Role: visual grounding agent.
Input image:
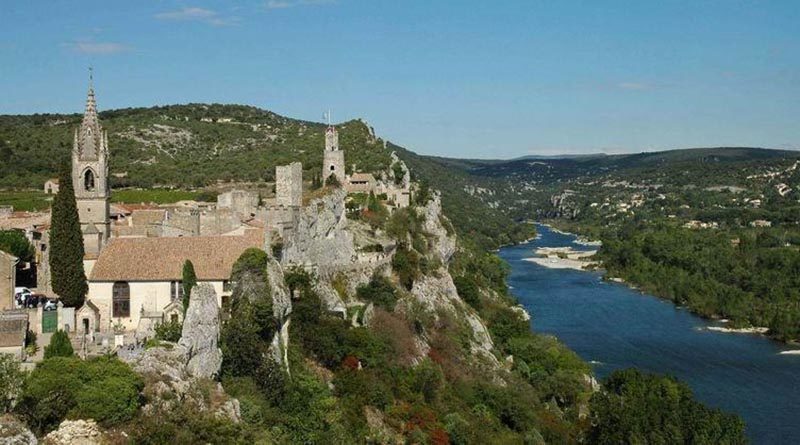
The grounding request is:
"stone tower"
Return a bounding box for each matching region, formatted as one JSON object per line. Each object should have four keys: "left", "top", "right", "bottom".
{"left": 276, "top": 162, "right": 302, "bottom": 207}
{"left": 322, "top": 124, "right": 345, "bottom": 185}
{"left": 72, "top": 73, "right": 110, "bottom": 256}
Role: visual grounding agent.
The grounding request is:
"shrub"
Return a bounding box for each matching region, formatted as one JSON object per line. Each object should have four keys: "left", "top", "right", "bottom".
{"left": 43, "top": 330, "right": 73, "bottom": 359}
{"left": 392, "top": 245, "right": 421, "bottom": 290}
{"left": 453, "top": 275, "right": 481, "bottom": 310}
{"left": 356, "top": 275, "right": 398, "bottom": 310}
{"left": 0, "top": 354, "right": 23, "bottom": 412}
{"left": 16, "top": 356, "right": 143, "bottom": 434}
{"left": 220, "top": 301, "right": 264, "bottom": 378}
{"left": 155, "top": 319, "right": 182, "bottom": 342}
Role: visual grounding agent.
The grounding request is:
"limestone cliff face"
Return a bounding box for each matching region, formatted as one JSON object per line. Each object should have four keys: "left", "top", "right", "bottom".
{"left": 420, "top": 192, "right": 456, "bottom": 263}
{"left": 281, "top": 188, "right": 390, "bottom": 311}
{"left": 407, "top": 193, "right": 499, "bottom": 368}
{"left": 282, "top": 188, "right": 355, "bottom": 270}
{"left": 265, "top": 257, "right": 291, "bottom": 370}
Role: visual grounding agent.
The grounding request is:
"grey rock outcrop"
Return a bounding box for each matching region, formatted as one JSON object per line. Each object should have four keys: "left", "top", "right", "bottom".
{"left": 282, "top": 188, "right": 356, "bottom": 269}
{"left": 420, "top": 192, "right": 456, "bottom": 263}
{"left": 266, "top": 257, "right": 291, "bottom": 319}
{"left": 123, "top": 346, "right": 240, "bottom": 422}
{"left": 42, "top": 420, "right": 103, "bottom": 445}
{"left": 265, "top": 257, "right": 292, "bottom": 371}
{"left": 179, "top": 283, "right": 222, "bottom": 379}
{"left": 0, "top": 415, "right": 37, "bottom": 445}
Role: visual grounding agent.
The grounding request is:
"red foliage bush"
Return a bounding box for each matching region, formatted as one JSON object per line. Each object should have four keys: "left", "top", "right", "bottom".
{"left": 342, "top": 355, "right": 360, "bottom": 370}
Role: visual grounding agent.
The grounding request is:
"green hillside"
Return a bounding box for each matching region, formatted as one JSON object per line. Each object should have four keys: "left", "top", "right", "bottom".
{"left": 0, "top": 104, "right": 391, "bottom": 189}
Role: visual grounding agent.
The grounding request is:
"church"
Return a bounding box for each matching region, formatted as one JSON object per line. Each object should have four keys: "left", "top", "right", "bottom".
{"left": 70, "top": 79, "right": 264, "bottom": 336}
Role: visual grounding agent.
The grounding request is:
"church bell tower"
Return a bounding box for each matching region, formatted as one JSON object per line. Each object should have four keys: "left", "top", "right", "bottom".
{"left": 72, "top": 69, "right": 110, "bottom": 256}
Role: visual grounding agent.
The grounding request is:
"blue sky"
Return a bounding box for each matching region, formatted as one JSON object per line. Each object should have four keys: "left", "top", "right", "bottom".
{"left": 1, "top": 1, "right": 798, "bottom": 158}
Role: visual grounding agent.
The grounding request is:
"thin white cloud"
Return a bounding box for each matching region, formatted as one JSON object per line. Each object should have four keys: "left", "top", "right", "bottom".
{"left": 266, "top": 0, "right": 336, "bottom": 10}
{"left": 65, "top": 42, "right": 131, "bottom": 55}
{"left": 155, "top": 7, "right": 239, "bottom": 26}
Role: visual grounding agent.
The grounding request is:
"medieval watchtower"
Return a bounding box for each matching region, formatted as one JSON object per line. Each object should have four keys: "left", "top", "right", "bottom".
{"left": 322, "top": 111, "right": 345, "bottom": 185}
{"left": 72, "top": 71, "right": 110, "bottom": 256}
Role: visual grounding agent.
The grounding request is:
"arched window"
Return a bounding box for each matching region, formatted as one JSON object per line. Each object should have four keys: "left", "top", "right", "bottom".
{"left": 112, "top": 281, "right": 130, "bottom": 318}
{"left": 84, "top": 169, "right": 95, "bottom": 191}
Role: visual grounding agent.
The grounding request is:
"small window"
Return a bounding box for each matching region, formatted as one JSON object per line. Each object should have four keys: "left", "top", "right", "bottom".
{"left": 330, "top": 165, "right": 335, "bottom": 171}
{"left": 223, "top": 280, "right": 231, "bottom": 292}
{"left": 170, "top": 281, "right": 183, "bottom": 301}
{"left": 84, "top": 169, "right": 95, "bottom": 191}
{"left": 112, "top": 281, "right": 130, "bottom": 318}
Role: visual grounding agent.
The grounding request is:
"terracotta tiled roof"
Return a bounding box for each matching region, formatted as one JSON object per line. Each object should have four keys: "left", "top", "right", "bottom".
{"left": 90, "top": 230, "right": 264, "bottom": 282}
{"left": 350, "top": 173, "right": 376, "bottom": 183}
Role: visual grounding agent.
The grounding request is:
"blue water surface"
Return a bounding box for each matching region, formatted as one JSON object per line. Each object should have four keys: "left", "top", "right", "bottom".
{"left": 500, "top": 225, "right": 800, "bottom": 445}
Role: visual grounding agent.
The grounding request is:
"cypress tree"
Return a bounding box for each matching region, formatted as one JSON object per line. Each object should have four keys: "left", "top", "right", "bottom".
{"left": 182, "top": 260, "right": 197, "bottom": 312}
{"left": 49, "top": 165, "right": 87, "bottom": 307}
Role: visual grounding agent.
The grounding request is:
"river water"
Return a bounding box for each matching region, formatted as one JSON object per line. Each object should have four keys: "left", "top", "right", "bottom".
{"left": 500, "top": 225, "right": 800, "bottom": 444}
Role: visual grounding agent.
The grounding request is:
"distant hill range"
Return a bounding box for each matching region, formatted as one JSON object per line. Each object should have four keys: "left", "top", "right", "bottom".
{"left": 2, "top": 102, "right": 795, "bottom": 189}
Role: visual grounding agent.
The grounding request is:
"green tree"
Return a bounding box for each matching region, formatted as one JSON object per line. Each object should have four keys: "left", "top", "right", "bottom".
{"left": 181, "top": 260, "right": 197, "bottom": 312}
{"left": 0, "top": 230, "right": 34, "bottom": 262}
{"left": 49, "top": 165, "right": 87, "bottom": 307}
{"left": 43, "top": 330, "right": 74, "bottom": 359}
{"left": 589, "top": 369, "right": 747, "bottom": 445}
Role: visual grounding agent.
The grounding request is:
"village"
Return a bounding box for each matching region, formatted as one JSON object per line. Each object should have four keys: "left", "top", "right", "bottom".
{"left": 0, "top": 80, "right": 412, "bottom": 366}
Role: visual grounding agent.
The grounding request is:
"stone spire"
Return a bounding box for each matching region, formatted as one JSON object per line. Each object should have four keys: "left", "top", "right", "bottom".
{"left": 82, "top": 67, "right": 99, "bottom": 130}
{"left": 75, "top": 68, "right": 105, "bottom": 162}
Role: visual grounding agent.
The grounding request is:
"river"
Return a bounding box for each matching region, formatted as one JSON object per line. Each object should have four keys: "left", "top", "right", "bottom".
{"left": 500, "top": 225, "right": 800, "bottom": 444}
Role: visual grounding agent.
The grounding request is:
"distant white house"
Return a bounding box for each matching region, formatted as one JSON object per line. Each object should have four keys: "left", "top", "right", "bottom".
{"left": 43, "top": 178, "right": 59, "bottom": 195}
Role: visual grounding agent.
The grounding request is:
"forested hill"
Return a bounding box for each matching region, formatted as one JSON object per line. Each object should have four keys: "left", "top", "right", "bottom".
{"left": 0, "top": 104, "right": 392, "bottom": 189}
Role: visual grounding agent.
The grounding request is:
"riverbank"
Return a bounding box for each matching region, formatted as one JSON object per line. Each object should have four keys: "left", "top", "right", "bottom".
{"left": 706, "top": 326, "right": 770, "bottom": 335}
{"left": 501, "top": 228, "right": 800, "bottom": 444}
{"left": 523, "top": 246, "right": 598, "bottom": 270}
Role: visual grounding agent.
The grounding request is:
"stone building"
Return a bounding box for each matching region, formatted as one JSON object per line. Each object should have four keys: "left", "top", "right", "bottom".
{"left": 43, "top": 178, "right": 59, "bottom": 194}
{"left": 322, "top": 125, "right": 345, "bottom": 184}
{"left": 84, "top": 229, "right": 263, "bottom": 333}
{"left": 0, "top": 251, "right": 17, "bottom": 310}
{"left": 346, "top": 172, "right": 376, "bottom": 194}
{"left": 276, "top": 162, "right": 302, "bottom": 207}
{"left": 0, "top": 311, "right": 28, "bottom": 359}
{"left": 72, "top": 76, "right": 110, "bottom": 257}
{"left": 264, "top": 163, "right": 304, "bottom": 241}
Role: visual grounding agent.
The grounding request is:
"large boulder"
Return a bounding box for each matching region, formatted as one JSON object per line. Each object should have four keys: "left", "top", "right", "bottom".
{"left": 179, "top": 283, "right": 222, "bottom": 379}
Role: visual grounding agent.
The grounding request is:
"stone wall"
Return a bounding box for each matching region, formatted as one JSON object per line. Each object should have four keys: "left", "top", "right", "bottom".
{"left": 275, "top": 162, "right": 302, "bottom": 207}
{"left": 217, "top": 190, "right": 259, "bottom": 217}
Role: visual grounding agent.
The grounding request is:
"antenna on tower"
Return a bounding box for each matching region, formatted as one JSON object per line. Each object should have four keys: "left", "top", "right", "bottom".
{"left": 324, "top": 109, "right": 332, "bottom": 127}
{"left": 89, "top": 66, "right": 94, "bottom": 88}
